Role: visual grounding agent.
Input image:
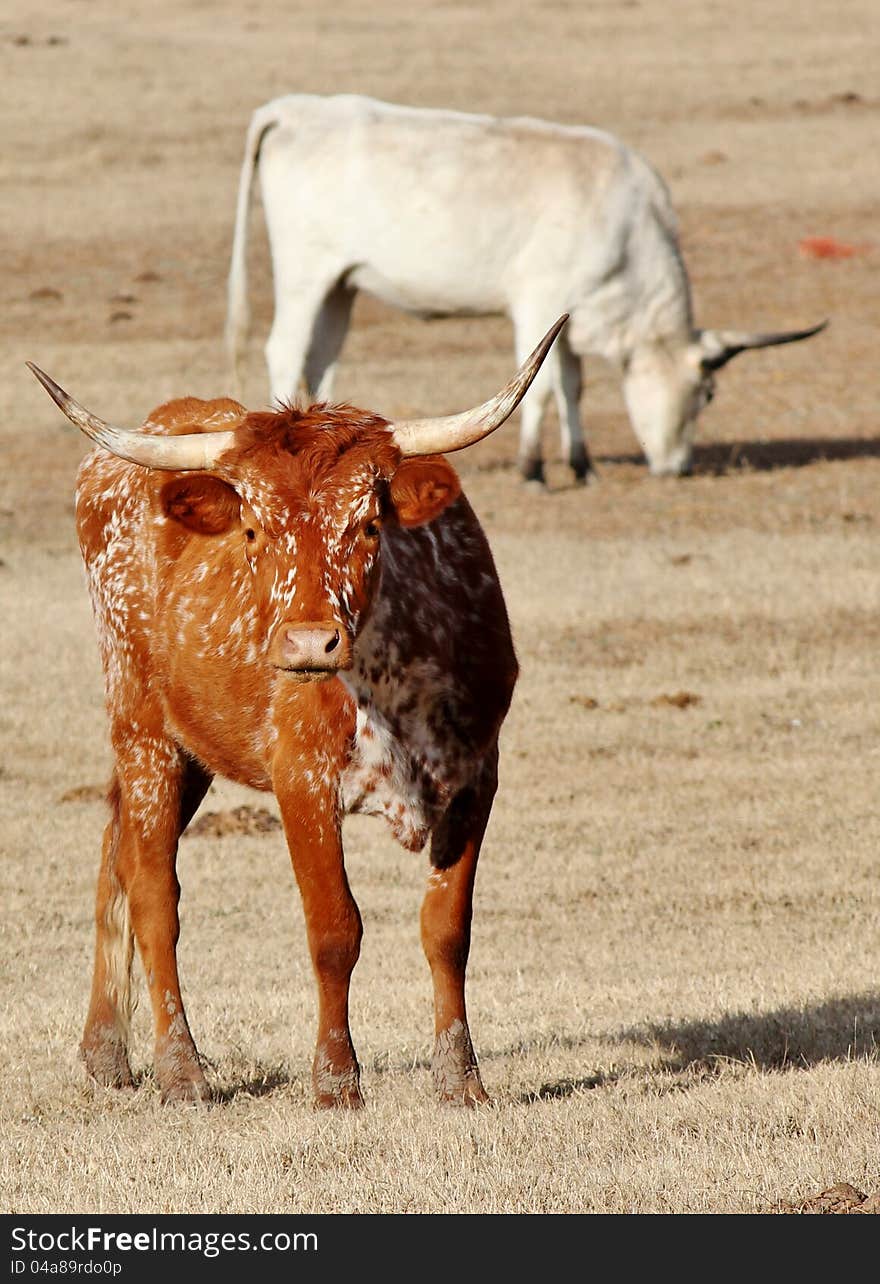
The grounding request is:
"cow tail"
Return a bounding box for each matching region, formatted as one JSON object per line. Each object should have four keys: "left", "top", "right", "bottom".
{"left": 101, "top": 773, "right": 135, "bottom": 1039}
{"left": 225, "top": 105, "right": 278, "bottom": 398}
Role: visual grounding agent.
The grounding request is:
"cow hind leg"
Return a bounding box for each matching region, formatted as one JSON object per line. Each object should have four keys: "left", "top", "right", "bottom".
{"left": 265, "top": 274, "right": 342, "bottom": 407}
{"left": 81, "top": 753, "right": 212, "bottom": 1102}
{"left": 421, "top": 752, "right": 498, "bottom": 1106}
{"left": 303, "top": 280, "right": 356, "bottom": 402}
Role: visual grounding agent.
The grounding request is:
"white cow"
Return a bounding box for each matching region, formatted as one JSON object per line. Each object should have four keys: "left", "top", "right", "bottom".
{"left": 226, "top": 94, "right": 826, "bottom": 483}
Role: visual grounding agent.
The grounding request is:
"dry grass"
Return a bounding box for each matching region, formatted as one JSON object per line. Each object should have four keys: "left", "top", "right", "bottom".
{"left": 1, "top": 0, "right": 879, "bottom": 1215}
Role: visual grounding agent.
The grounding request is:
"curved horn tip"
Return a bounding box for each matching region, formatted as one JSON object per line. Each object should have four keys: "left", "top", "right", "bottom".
{"left": 536, "top": 313, "right": 569, "bottom": 354}
{"left": 26, "top": 362, "right": 238, "bottom": 471}
{"left": 517, "top": 314, "right": 570, "bottom": 375}
{"left": 783, "top": 318, "right": 829, "bottom": 342}
{"left": 26, "top": 361, "right": 65, "bottom": 401}
{"left": 388, "top": 314, "right": 570, "bottom": 459}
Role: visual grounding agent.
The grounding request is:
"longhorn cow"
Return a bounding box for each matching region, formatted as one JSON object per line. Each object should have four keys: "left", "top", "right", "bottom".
{"left": 226, "top": 93, "right": 826, "bottom": 483}
{"left": 28, "top": 315, "right": 566, "bottom": 1106}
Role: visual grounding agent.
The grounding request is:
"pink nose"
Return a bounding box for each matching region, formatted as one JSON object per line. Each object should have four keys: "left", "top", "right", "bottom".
{"left": 268, "top": 619, "right": 352, "bottom": 672}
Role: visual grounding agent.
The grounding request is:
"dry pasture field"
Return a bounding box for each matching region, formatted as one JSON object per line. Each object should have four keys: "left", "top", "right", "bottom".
{"left": 1, "top": 1, "right": 879, "bottom": 1215}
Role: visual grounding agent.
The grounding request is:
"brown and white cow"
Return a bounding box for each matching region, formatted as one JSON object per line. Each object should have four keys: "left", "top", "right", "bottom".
{"left": 29, "top": 316, "right": 565, "bottom": 1108}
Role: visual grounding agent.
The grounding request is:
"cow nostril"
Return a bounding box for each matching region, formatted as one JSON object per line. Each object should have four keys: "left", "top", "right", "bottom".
{"left": 325, "top": 630, "right": 340, "bottom": 654}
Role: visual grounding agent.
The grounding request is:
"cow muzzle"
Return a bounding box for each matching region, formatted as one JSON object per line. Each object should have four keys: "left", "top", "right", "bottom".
{"left": 268, "top": 619, "right": 352, "bottom": 680}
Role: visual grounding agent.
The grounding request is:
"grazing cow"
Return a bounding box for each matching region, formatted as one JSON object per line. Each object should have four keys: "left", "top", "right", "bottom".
{"left": 226, "top": 93, "right": 826, "bottom": 485}
{"left": 28, "top": 316, "right": 565, "bottom": 1107}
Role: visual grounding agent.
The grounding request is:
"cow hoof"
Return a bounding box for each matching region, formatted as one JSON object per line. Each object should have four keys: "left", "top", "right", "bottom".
{"left": 159, "top": 1072, "right": 212, "bottom": 1105}
{"left": 80, "top": 1031, "right": 135, "bottom": 1090}
{"left": 438, "top": 1077, "right": 491, "bottom": 1108}
{"left": 519, "top": 459, "right": 546, "bottom": 487}
{"left": 312, "top": 1059, "right": 363, "bottom": 1109}
{"left": 312, "top": 1040, "right": 362, "bottom": 1107}
{"left": 432, "top": 1024, "right": 489, "bottom": 1104}
{"left": 314, "top": 1085, "right": 365, "bottom": 1110}
{"left": 155, "top": 1033, "right": 210, "bottom": 1104}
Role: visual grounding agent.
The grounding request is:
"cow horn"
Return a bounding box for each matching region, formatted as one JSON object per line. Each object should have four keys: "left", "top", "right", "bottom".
{"left": 388, "top": 315, "right": 569, "bottom": 457}
{"left": 26, "top": 363, "right": 238, "bottom": 471}
{"left": 698, "top": 319, "right": 828, "bottom": 372}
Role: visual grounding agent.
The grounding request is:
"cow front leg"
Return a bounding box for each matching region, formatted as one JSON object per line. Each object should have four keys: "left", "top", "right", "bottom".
{"left": 515, "top": 381, "right": 551, "bottom": 486}
{"left": 553, "top": 331, "right": 592, "bottom": 483}
{"left": 82, "top": 743, "right": 212, "bottom": 1103}
{"left": 511, "top": 306, "right": 562, "bottom": 485}
{"left": 275, "top": 769, "right": 363, "bottom": 1108}
{"left": 421, "top": 754, "right": 498, "bottom": 1106}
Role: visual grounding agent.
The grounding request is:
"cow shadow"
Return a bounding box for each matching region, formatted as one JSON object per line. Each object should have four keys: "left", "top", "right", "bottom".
{"left": 598, "top": 434, "right": 880, "bottom": 477}
{"left": 210, "top": 1063, "right": 295, "bottom": 1104}
{"left": 622, "top": 990, "right": 880, "bottom": 1067}
{"left": 513, "top": 990, "right": 880, "bottom": 1104}
{"left": 82, "top": 1063, "right": 297, "bottom": 1104}
{"left": 196, "top": 991, "right": 879, "bottom": 1105}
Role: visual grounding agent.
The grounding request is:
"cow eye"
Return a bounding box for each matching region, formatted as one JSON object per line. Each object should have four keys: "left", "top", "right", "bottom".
{"left": 364, "top": 518, "right": 381, "bottom": 540}
{"left": 245, "top": 528, "right": 257, "bottom": 543}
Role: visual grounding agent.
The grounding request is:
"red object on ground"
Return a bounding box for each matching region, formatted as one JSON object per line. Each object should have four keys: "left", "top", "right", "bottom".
{"left": 798, "top": 236, "right": 869, "bottom": 259}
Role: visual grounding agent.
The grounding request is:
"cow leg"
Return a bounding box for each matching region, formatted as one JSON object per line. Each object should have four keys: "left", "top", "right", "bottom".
{"left": 265, "top": 276, "right": 338, "bottom": 406}
{"left": 553, "top": 331, "right": 592, "bottom": 482}
{"left": 81, "top": 743, "right": 212, "bottom": 1103}
{"left": 421, "top": 752, "right": 498, "bottom": 1106}
{"left": 303, "top": 280, "right": 356, "bottom": 401}
{"left": 275, "top": 771, "right": 364, "bottom": 1109}
{"left": 511, "top": 308, "right": 557, "bottom": 485}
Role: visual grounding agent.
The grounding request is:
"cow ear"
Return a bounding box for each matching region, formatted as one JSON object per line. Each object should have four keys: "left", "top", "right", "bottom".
{"left": 160, "top": 475, "right": 241, "bottom": 535}
{"left": 389, "top": 457, "right": 462, "bottom": 528}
